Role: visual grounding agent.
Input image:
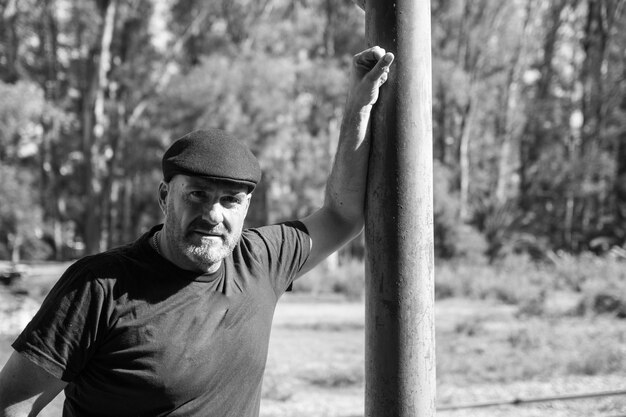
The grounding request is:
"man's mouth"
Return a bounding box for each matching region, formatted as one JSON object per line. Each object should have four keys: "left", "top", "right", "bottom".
{"left": 191, "top": 230, "right": 224, "bottom": 239}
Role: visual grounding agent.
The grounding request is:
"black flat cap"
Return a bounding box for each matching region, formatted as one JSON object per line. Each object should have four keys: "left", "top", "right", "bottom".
{"left": 162, "top": 129, "right": 261, "bottom": 191}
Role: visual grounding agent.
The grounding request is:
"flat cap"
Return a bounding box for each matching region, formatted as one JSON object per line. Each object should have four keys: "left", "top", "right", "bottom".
{"left": 162, "top": 129, "right": 261, "bottom": 191}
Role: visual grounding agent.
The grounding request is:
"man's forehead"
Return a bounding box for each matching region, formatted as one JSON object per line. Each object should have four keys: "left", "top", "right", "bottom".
{"left": 177, "top": 175, "right": 249, "bottom": 194}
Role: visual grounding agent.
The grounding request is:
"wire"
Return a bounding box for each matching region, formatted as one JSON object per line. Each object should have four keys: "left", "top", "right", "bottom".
{"left": 437, "top": 389, "right": 626, "bottom": 411}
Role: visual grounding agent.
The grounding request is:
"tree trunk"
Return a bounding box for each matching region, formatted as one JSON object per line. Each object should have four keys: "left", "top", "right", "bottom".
{"left": 121, "top": 177, "right": 133, "bottom": 243}
{"left": 9, "top": 233, "right": 22, "bottom": 264}
{"left": 323, "top": 0, "right": 335, "bottom": 58}
{"left": 578, "top": 0, "right": 612, "bottom": 246}
{"left": 106, "top": 177, "right": 120, "bottom": 248}
{"left": 519, "top": 0, "right": 567, "bottom": 207}
{"left": 38, "top": 0, "right": 64, "bottom": 260}
{"left": 459, "top": 101, "right": 473, "bottom": 221}
{"left": 495, "top": 1, "right": 532, "bottom": 204}
{"left": 580, "top": 0, "right": 608, "bottom": 155}
{"left": 53, "top": 217, "right": 63, "bottom": 260}
{"left": 616, "top": 132, "right": 626, "bottom": 239}
{"left": 83, "top": 0, "right": 118, "bottom": 255}
{"left": 434, "top": 83, "right": 447, "bottom": 164}
{"left": 1, "top": 0, "right": 20, "bottom": 83}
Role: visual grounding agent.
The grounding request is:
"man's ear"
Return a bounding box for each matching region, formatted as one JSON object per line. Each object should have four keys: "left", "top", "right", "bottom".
{"left": 158, "top": 181, "right": 168, "bottom": 214}
{"left": 242, "top": 193, "right": 252, "bottom": 216}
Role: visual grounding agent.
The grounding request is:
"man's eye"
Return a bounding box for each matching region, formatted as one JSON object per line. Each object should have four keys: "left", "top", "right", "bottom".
{"left": 189, "top": 191, "right": 207, "bottom": 199}
{"left": 221, "top": 196, "right": 241, "bottom": 206}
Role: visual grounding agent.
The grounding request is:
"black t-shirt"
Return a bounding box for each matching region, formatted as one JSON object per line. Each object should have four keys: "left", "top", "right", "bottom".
{"left": 13, "top": 222, "right": 311, "bottom": 417}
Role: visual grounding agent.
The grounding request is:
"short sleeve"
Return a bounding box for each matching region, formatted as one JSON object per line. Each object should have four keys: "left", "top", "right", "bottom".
{"left": 243, "top": 221, "right": 311, "bottom": 296}
{"left": 12, "top": 260, "right": 110, "bottom": 382}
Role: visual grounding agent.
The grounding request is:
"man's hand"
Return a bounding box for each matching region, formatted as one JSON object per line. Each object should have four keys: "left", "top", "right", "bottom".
{"left": 346, "top": 46, "right": 395, "bottom": 110}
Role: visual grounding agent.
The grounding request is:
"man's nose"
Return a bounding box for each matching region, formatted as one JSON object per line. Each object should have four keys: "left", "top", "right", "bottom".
{"left": 203, "top": 202, "right": 224, "bottom": 224}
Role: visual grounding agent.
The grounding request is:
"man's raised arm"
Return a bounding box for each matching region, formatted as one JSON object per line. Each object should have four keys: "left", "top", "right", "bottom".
{"left": 300, "top": 46, "right": 394, "bottom": 274}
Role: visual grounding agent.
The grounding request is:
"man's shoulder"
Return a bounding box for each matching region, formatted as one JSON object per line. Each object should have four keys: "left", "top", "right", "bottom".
{"left": 242, "top": 220, "right": 309, "bottom": 240}
{"left": 64, "top": 238, "right": 146, "bottom": 282}
{"left": 235, "top": 221, "right": 311, "bottom": 295}
{"left": 237, "top": 220, "right": 310, "bottom": 261}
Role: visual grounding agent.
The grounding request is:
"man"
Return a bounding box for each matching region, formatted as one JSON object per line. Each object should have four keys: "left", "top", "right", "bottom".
{"left": 0, "top": 46, "right": 394, "bottom": 417}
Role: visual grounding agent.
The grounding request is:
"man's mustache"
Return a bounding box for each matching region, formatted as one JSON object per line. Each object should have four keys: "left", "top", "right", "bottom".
{"left": 188, "top": 220, "right": 226, "bottom": 235}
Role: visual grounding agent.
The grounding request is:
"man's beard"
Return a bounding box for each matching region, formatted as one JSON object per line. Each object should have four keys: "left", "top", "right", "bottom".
{"left": 165, "top": 216, "right": 241, "bottom": 272}
{"left": 184, "top": 231, "right": 240, "bottom": 270}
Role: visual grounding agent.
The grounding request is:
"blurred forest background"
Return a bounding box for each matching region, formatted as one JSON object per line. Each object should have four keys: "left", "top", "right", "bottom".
{"left": 0, "top": 0, "right": 625, "bottom": 265}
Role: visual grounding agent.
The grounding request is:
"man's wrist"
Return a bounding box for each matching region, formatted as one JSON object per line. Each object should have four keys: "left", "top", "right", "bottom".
{"left": 344, "top": 103, "right": 372, "bottom": 120}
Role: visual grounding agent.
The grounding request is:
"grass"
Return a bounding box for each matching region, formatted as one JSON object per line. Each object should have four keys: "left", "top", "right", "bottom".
{"left": 268, "top": 253, "right": 626, "bottom": 416}
{"left": 292, "top": 258, "right": 365, "bottom": 300}
{"left": 293, "top": 252, "right": 626, "bottom": 323}
{"left": 2, "top": 258, "right": 626, "bottom": 416}
{"left": 264, "top": 298, "right": 626, "bottom": 417}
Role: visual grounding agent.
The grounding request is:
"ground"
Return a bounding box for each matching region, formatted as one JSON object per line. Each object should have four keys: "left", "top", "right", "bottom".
{"left": 0, "top": 264, "right": 625, "bottom": 416}
{"left": 262, "top": 297, "right": 626, "bottom": 417}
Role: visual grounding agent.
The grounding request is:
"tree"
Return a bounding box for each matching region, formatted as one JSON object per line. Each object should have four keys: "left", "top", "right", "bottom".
{"left": 0, "top": 81, "right": 47, "bottom": 260}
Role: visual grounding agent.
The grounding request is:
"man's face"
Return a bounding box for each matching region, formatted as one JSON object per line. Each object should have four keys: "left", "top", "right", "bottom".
{"left": 160, "top": 175, "right": 251, "bottom": 272}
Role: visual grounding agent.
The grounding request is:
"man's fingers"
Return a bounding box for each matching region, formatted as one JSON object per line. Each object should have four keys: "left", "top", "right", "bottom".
{"left": 353, "top": 46, "right": 386, "bottom": 69}
{"left": 365, "top": 52, "right": 394, "bottom": 82}
{"left": 354, "top": 47, "right": 394, "bottom": 79}
{"left": 347, "top": 47, "right": 394, "bottom": 107}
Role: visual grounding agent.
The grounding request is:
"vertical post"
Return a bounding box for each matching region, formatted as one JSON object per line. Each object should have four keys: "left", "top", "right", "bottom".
{"left": 364, "top": 0, "right": 435, "bottom": 416}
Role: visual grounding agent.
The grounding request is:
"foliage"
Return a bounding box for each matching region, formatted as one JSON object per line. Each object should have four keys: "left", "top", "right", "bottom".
{"left": 0, "top": 0, "right": 625, "bottom": 260}
{"left": 568, "top": 255, "right": 626, "bottom": 318}
{"left": 576, "top": 281, "right": 626, "bottom": 318}
{"left": 436, "top": 251, "right": 626, "bottom": 321}
{"left": 0, "top": 81, "right": 45, "bottom": 159}
{"left": 548, "top": 250, "right": 626, "bottom": 291}
{"left": 433, "top": 160, "right": 462, "bottom": 258}
{"left": 566, "top": 341, "right": 626, "bottom": 376}
{"left": 435, "top": 255, "right": 548, "bottom": 307}
{"left": 292, "top": 258, "right": 365, "bottom": 300}
{"left": 302, "top": 365, "right": 363, "bottom": 388}
{"left": 0, "top": 166, "right": 47, "bottom": 260}
{"left": 0, "top": 81, "right": 50, "bottom": 260}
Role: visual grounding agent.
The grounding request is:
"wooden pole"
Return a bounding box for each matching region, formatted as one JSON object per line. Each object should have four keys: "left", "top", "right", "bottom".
{"left": 364, "top": 0, "right": 435, "bottom": 416}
